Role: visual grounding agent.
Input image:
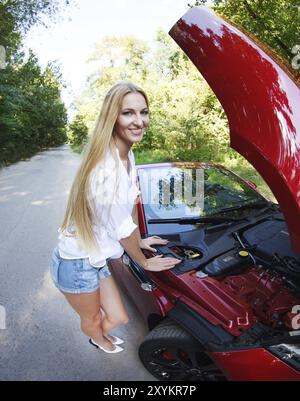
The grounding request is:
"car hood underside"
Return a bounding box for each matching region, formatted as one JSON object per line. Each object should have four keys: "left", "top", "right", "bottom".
{"left": 169, "top": 6, "right": 300, "bottom": 252}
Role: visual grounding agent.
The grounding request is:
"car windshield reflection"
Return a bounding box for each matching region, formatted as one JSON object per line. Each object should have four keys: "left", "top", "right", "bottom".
{"left": 138, "top": 165, "right": 267, "bottom": 224}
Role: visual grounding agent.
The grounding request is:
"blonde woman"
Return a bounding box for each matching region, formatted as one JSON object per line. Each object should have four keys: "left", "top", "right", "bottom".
{"left": 50, "top": 82, "right": 181, "bottom": 353}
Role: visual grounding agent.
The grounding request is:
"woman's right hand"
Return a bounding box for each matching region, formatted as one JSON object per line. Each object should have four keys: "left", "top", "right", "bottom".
{"left": 143, "top": 254, "right": 181, "bottom": 272}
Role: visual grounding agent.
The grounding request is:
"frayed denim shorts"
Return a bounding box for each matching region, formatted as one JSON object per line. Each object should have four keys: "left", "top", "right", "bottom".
{"left": 50, "top": 246, "right": 112, "bottom": 294}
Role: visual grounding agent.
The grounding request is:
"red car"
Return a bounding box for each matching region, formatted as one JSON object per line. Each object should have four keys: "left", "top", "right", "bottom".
{"left": 109, "top": 6, "right": 300, "bottom": 381}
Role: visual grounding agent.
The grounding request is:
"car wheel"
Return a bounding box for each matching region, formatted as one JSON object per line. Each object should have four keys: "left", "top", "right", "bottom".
{"left": 138, "top": 318, "right": 226, "bottom": 381}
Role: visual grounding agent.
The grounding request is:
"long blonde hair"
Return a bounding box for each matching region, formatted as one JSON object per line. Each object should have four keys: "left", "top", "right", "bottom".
{"left": 60, "top": 81, "right": 149, "bottom": 253}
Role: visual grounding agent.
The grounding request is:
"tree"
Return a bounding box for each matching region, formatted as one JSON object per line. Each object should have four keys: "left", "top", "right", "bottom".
{"left": 74, "top": 32, "right": 230, "bottom": 162}
{"left": 0, "top": 0, "right": 71, "bottom": 57}
{"left": 68, "top": 114, "right": 89, "bottom": 148}
{"left": 0, "top": 0, "right": 70, "bottom": 166}
{"left": 0, "top": 50, "right": 67, "bottom": 164}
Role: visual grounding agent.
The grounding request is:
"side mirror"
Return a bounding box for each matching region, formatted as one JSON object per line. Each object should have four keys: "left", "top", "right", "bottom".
{"left": 245, "top": 179, "right": 257, "bottom": 189}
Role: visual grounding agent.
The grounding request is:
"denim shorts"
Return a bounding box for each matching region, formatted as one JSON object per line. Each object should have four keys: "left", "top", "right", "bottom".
{"left": 50, "top": 247, "right": 112, "bottom": 294}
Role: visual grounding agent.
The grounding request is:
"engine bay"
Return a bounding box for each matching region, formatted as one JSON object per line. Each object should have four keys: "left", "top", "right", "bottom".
{"left": 152, "top": 213, "right": 300, "bottom": 335}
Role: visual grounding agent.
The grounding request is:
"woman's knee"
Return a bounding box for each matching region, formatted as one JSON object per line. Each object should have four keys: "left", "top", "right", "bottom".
{"left": 106, "top": 313, "right": 129, "bottom": 326}
{"left": 80, "top": 311, "right": 101, "bottom": 327}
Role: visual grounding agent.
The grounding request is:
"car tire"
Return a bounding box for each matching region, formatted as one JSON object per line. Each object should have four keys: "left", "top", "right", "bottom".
{"left": 138, "top": 318, "right": 226, "bottom": 381}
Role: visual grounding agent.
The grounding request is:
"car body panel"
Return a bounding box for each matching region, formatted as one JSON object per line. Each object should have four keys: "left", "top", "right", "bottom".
{"left": 108, "top": 162, "right": 300, "bottom": 381}
{"left": 108, "top": 256, "right": 169, "bottom": 323}
{"left": 211, "top": 348, "right": 300, "bottom": 381}
{"left": 169, "top": 6, "right": 300, "bottom": 252}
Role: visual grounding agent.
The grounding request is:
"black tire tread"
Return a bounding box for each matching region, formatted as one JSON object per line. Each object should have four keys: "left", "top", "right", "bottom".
{"left": 142, "top": 317, "right": 198, "bottom": 345}
{"left": 138, "top": 317, "right": 226, "bottom": 381}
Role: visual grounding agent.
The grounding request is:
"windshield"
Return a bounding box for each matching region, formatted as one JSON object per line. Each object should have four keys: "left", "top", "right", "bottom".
{"left": 138, "top": 165, "right": 267, "bottom": 231}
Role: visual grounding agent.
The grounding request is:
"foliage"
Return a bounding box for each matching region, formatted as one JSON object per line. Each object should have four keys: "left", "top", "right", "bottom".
{"left": 68, "top": 114, "right": 89, "bottom": 148}
{"left": 0, "top": 0, "right": 70, "bottom": 167}
{"left": 0, "top": 0, "right": 70, "bottom": 57}
{"left": 0, "top": 51, "right": 68, "bottom": 165}
{"left": 75, "top": 31, "right": 231, "bottom": 164}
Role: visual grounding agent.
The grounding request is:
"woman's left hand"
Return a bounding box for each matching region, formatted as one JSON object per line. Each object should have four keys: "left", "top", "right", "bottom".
{"left": 139, "top": 236, "right": 168, "bottom": 252}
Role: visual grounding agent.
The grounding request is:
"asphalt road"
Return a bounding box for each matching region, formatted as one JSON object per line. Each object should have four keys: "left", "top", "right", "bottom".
{"left": 0, "top": 144, "right": 155, "bottom": 381}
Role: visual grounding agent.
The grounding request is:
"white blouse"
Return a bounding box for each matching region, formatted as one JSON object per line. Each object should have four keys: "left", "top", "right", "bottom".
{"left": 57, "top": 146, "right": 141, "bottom": 267}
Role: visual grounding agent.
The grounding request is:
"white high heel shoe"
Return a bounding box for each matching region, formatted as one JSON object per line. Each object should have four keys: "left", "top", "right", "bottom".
{"left": 106, "top": 335, "right": 125, "bottom": 345}
{"left": 89, "top": 338, "right": 124, "bottom": 354}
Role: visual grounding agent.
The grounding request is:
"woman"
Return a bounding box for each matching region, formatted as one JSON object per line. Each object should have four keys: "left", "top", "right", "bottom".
{"left": 50, "top": 81, "right": 181, "bottom": 354}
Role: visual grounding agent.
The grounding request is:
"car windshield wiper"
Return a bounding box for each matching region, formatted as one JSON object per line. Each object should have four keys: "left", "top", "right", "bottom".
{"left": 147, "top": 201, "right": 272, "bottom": 225}
{"left": 210, "top": 200, "right": 270, "bottom": 215}
{"left": 249, "top": 201, "right": 280, "bottom": 219}
{"left": 148, "top": 216, "right": 244, "bottom": 225}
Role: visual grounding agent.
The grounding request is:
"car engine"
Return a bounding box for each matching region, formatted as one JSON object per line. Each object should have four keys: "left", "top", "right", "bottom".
{"left": 153, "top": 214, "right": 300, "bottom": 335}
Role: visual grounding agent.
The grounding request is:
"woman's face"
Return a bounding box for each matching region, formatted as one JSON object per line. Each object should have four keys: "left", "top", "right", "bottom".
{"left": 114, "top": 92, "right": 149, "bottom": 145}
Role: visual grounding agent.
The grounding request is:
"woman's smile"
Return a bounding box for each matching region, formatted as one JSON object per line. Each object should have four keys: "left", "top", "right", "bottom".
{"left": 114, "top": 92, "right": 149, "bottom": 145}
{"left": 128, "top": 128, "right": 144, "bottom": 136}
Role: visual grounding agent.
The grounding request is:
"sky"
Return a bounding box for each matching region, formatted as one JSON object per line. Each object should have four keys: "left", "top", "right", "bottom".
{"left": 22, "top": 0, "right": 193, "bottom": 117}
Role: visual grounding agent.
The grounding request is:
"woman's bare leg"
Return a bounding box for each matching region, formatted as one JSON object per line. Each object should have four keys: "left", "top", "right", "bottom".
{"left": 62, "top": 289, "right": 115, "bottom": 351}
{"left": 99, "top": 275, "right": 129, "bottom": 340}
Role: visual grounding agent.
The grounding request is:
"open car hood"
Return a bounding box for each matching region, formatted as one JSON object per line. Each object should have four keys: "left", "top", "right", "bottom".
{"left": 169, "top": 6, "right": 300, "bottom": 252}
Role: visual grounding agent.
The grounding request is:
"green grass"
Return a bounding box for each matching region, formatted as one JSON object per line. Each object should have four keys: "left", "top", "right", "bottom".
{"left": 134, "top": 149, "right": 172, "bottom": 164}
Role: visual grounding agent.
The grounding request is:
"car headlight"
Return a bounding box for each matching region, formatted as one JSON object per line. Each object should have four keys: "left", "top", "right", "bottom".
{"left": 268, "top": 343, "right": 300, "bottom": 371}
